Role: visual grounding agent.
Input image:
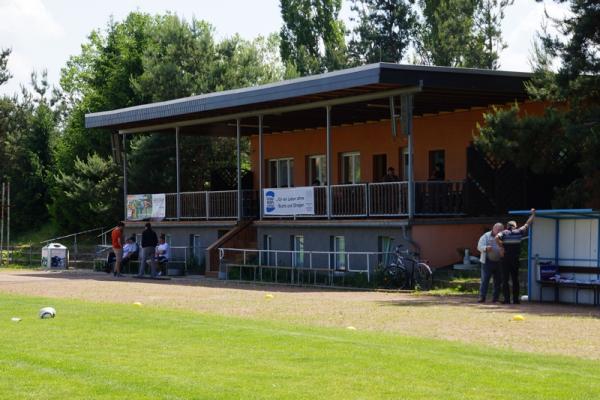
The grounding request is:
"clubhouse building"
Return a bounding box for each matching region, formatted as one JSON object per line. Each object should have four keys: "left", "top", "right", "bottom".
{"left": 85, "top": 63, "right": 547, "bottom": 278}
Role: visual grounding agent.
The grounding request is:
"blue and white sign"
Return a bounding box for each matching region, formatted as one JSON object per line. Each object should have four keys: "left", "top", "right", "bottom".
{"left": 263, "top": 187, "right": 315, "bottom": 216}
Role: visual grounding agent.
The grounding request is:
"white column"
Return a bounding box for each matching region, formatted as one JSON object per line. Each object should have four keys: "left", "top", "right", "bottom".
{"left": 401, "top": 94, "right": 415, "bottom": 219}
{"left": 326, "top": 106, "right": 332, "bottom": 220}
{"left": 236, "top": 119, "right": 242, "bottom": 222}
{"left": 122, "top": 134, "right": 128, "bottom": 221}
{"left": 175, "top": 126, "right": 181, "bottom": 220}
{"left": 258, "top": 115, "right": 264, "bottom": 220}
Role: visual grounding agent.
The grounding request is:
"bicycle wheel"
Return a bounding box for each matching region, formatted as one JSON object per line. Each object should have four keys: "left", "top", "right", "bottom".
{"left": 413, "top": 262, "right": 433, "bottom": 291}
{"left": 383, "top": 265, "right": 407, "bottom": 289}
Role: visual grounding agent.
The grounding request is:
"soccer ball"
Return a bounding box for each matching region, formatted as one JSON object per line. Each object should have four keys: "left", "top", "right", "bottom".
{"left": 39, "top": 307, "right": 56, "bottom": 319}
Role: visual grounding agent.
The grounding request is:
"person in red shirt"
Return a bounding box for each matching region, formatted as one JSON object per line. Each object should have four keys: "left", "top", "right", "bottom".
{"left": 111, "top": 222, "right": 125, "bottom": 277}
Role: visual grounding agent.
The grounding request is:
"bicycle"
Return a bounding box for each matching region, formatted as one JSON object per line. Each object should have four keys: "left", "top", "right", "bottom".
{"left": 382, "top": 245, "right": 433, "bottom": 290}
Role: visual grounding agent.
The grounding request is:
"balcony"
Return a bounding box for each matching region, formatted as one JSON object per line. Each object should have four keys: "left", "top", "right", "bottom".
{"left": 160, "top": 180, "right": 465, "bottom": 220}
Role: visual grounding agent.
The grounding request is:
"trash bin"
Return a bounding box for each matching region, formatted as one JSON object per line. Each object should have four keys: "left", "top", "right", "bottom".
{"left": 41, "top": 243, "right": 69, "bottom": 269}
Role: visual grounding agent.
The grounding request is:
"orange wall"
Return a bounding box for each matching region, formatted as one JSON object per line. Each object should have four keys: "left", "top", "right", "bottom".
{"left": 412, "top": 223, "right": 490, "bottom": 267}
{"left": 250, "top": 101, "right": 547, "bottom": 188}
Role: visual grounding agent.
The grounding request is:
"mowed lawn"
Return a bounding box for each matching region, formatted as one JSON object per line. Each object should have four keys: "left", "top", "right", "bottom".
{"left": 0, "top": 293, "right": 598, "bottom": 400}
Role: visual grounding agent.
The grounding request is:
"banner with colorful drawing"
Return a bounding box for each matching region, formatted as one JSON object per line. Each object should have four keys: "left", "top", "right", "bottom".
{"left": 126, "top": 194, "right": 166, "bottom": 221}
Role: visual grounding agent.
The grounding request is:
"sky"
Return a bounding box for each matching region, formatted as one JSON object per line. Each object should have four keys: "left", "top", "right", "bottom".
{"left": 0, "top": 0, "right": 571, "bottom": 96}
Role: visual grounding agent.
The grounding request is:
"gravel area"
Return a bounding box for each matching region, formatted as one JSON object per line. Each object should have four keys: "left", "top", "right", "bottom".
{"left": 2, "top": 269, "right": 600, "bottom": 359}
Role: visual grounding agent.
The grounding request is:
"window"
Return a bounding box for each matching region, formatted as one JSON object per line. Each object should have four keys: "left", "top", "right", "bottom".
{"left": 428, "top": 150, "right": 445, "bottom": 181}
{"left": 373, "top": 154, "right": 387, "bottom": 182}
{"left": 262, "top": 235, "right": 273, "bottom": 266}
{"left": 307, "top": 155, "right": 326, "bottom": 186}
{"left": 378, "top": 236, "right": 394, "bottom": 266}
{"left": 291, "top": 235, "right": 304, "bottom": 268}
{"left": 192, "top": 235, "right": 202, "bottom": 258}
{"left": 399, "top": 147, "right": 409, "bottom": 181}
{"left": 269, "top": 158, "right": 294, "bottom": 187}
{"left": 330, "top": 235, "right": 347, "bottom": 270}
{"left": 341, "top": 152, "right": 361, "bottom": 184}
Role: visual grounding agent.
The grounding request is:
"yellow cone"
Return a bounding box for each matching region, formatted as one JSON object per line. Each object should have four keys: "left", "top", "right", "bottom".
{"left": 133, "top": 302, "right": 143, "bottom": 307}
{"left": 264, "top": 294, "right": 274, "bottom": 300}
{"left": 512, "top": 314, "right": 525, "bottom": 321}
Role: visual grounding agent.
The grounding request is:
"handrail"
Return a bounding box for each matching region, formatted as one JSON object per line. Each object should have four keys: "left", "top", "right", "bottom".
{"left": 41, "top": 227, "right": 105, "bottom": 244}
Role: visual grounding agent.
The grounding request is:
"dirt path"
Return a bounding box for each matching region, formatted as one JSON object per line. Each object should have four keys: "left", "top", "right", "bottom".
{"left": 2, "top": 269, "right": 600, "bottom": 360}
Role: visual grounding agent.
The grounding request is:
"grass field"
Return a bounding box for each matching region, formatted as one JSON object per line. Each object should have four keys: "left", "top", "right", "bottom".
{"left": 1, "top": 292, "right": 599, "bottom": 399}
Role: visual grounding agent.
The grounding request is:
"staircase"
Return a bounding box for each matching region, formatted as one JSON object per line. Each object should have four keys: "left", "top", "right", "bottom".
{"left": 205, "top": 220, "right": 257, "bottom": 278}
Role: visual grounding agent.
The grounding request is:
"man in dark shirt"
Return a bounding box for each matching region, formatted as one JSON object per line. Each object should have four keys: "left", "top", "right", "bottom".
{"left": 138, "top": 222, "right": 158, "bottom": 277}
{"left": 382, "top": 167, "right": 400, "bottom": 182}
{"left": 496, "top": 209, "right": 535, "bottom": 304}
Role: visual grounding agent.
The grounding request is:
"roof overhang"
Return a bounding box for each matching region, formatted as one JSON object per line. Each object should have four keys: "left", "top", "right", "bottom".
{"left": 509, "top": 209, "right": 600, "bottom": 219}
{"left": 85, "top": 62, "right": 532, "bottom": 136}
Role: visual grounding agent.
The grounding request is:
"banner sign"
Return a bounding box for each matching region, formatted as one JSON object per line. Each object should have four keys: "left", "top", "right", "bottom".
{"left": 263, "top": 187, "right": 315, "bottom": 216}
{"left": 126, "top": 194, "right": 166, "bottom": 221}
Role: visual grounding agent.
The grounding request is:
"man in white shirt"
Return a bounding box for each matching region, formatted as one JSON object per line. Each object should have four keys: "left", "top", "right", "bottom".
{"left": 154, "top": 234, "right": 170, "bottom": 276}
{"left": 121, "top": 236, "right": 138, "bottom": 271}
{"left": 477, "top": 222, "right": 505, "bottom": 303}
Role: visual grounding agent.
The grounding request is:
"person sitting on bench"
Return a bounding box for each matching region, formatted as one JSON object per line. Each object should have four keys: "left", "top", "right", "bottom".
{"left": 121, "top": 236, "right": 139, "bottom": 271}
{"left": 154, "top": 234, "right": 170, "bottom": 276}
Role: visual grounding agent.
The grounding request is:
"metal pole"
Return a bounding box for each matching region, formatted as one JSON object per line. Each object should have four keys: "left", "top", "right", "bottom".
{"left": 236, "top": 118, "right": 242, "bottom": 222}
{"left": 6, "top": 181, "right": 9, "bottom": 263}
{"left": 401, "top": 95, "right": 415, "bottom": 219}
{"left": 122, "top": 133, "right": 128, "bottom": 221}
{"left": 0, "top": 182, "right": 4, "bottom": 265}
{"left": 326, "top": 106, "right": 332, "bottom": 220}
{"left": 258, "top": 115, "right": 264, "bottom": 220}
{"left": 175, "top": 126, "right": 181, "bottom": 220}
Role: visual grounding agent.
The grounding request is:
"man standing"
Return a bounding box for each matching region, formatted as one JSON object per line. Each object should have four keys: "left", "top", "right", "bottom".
{"left": 138, "top": 223, "right": 158, "bottom": 278}
{"left": 477, "top": 223, "right": 504, "bottom": 303}
{"left": 111, "top": 222, "right": 125, "bottom": 277}
{"left": 496, "top": 209, "right": 536, "bottom": 304}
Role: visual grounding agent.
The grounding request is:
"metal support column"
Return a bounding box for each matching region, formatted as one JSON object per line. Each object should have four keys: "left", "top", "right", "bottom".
{"left": 258, "top": 115, "right": 264, "bottom": 220}
{"left": 6, "top": 181, "right": 9, "bottom": 263}
{"left": 175, "top": 126, "right": 181, "bottom": 220}
{"left": 122, "top": 134, "right": 128, "bottom": 221}
{"left": 326, "top": 106, "right": 332, "bottom": 220}
{"left": 236, "top": 119, "right": 242, "bottom": 222}
{"left": 0, "top": 182, "right": 4, "bottom": 265}
{"left": 401, "top": 95, "right": 415, "bottom": 219}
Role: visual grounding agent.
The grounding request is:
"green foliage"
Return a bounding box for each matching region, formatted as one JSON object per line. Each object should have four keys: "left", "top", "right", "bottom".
{"left": 477, "top": 0, "right": 600, "bottom": 207}
{"left": 416, "top": 0, "right": 513, "bottom": 69}
{"left": 50, "top": 154, "right": 121, "bottom": 231}
{"left": 280, "top": 0, "right": 348, "bottom": 76}
{"left": 0, "top": 48, "right": 11, "bottom": 87}
{"left": 348, "top": 0, "right": 418, "bottom": 64}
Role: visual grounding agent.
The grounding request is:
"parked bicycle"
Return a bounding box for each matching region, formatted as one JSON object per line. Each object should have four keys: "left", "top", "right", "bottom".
{"left": 382, "top": 245, "right": 432, "bottom": 290}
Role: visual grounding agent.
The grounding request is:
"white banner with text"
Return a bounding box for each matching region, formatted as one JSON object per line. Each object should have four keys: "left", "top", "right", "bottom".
{"left": 263, "top": 187, "right": 315, "bottom": 216}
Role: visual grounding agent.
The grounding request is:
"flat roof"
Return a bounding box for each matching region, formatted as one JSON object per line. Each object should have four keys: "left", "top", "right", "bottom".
{"left": 85, "top": 62, "right": 532, "bottom": 135}
{"left": 509, "top": 209, "right": 600, "bottom": 219}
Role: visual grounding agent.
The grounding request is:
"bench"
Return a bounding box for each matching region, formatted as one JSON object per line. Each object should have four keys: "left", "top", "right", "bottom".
{"left": 537, "top": 264, "right": 600, "bottom": 305}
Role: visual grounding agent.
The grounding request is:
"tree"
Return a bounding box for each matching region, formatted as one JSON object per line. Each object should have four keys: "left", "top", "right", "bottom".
{"left": 348, "top": 0, "right": 418, "bottom": 64}
{"left": 476, "top": 0, "right": 600, "bottom": 207}
{"left": 416, "top": 0, "right": 513, "bottom": 69}
{"left": 280, "top": 0, "right": 348, "bottom": 75}
{"left": 0, "top": 48, "right": 11, "bottom": 86}
{"left": 50, "top": 154, "right": 121, "bottom": 231}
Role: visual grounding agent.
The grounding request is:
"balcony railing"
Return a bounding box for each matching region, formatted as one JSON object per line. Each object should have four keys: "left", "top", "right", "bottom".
{"left": 160, "top": 180, "right": 465, "bottom": 220}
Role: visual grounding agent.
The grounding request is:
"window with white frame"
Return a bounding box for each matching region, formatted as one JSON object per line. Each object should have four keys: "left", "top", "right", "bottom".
{"left": 308, "top": 155, "right": 326, "bottom": 186}
{"left": 291, "top": 235, "right": 304, "bottom": 267}
{"left": 268, "top": 158, "right": 294, "bottom": 188}
{"left": 330, "top": 235, "right": 347, "bottom": 270}
{"left": 341, "top": 152, "right": 360, "bottom": 184}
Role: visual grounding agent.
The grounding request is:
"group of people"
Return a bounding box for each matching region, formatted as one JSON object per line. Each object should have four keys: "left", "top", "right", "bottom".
{"left": 111, "top": 222, "right": 170, "bottom": 278}
{"left": 477, "top": 209, "right": 536, "bottom": 304}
